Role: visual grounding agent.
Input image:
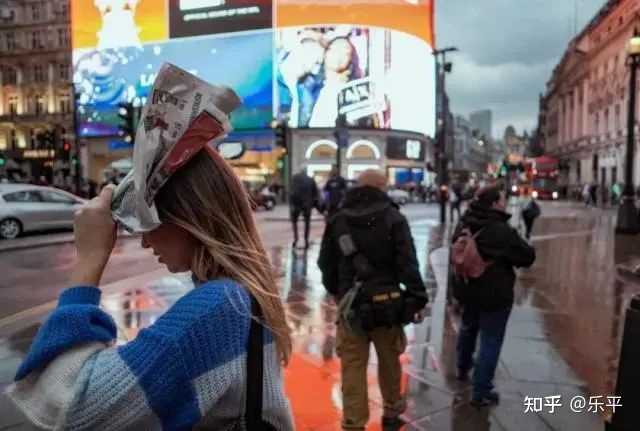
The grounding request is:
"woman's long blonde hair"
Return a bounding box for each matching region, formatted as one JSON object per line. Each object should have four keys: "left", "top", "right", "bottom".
{"left": 155, "top": 149, "right": 292, "bottom": 364}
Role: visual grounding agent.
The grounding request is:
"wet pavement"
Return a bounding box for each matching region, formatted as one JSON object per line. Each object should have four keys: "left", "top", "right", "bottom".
{"left": 0, "top": 201, "right": 634, "bottom": 430}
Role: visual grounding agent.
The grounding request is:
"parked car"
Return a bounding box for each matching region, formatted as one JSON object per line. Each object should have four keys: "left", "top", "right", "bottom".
{"left": 387, "top": 188, "right": 410, "bottom": 205}
{"left": 0, "top": 184, "right": 86, "bottom": 239}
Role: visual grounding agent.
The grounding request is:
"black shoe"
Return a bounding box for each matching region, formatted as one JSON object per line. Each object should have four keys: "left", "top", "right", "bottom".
{"left": 470, "top": 391, "right": 500, "bottom": 408}
{"left": 382, "top": 416, "right": 405, "bottom": 431}
{"left": 456, "top": 369, "right": 470, "bottom": 383}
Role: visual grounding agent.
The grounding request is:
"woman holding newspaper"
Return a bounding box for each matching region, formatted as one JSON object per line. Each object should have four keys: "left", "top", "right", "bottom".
{"left": 7, "top": 64, "right": 293, "bottom": 430}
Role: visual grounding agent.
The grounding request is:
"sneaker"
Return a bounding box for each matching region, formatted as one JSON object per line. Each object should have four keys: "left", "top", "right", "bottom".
{"left": 456, "top": 369, "right": 470, "bottom": 383}
{"left": 382, "top": 416, "right": 405, "bottom": 431}
{"left": 470, "top": 391, "right": 500, "bottom": 406}
{"left": 470, "top": 391, "right": 500, "bottom": 408}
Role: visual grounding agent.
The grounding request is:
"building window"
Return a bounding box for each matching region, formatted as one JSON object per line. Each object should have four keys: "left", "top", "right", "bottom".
{"left": 31, "top": 31, "right": 42, "bottom": 49}
{"left": 31, "top": 3, "right": 42, "bottom": 21}
{"left": 59, "top": 95, "right": 71, "bottom": 113}
{"left": 10, "top": 130, "right": 17, "bottom": 150}
{"left": 58, "top": 63, "right": 69, "bottom": 81}
{"left": 34, "top": 64, "right": 46, "bottom": 83}
{"left": 615, "top": 105, "right": 621, "bottom": 132}
{"left": 35, "top": 95, "right": 46, "bottom": 115}
{"left": 58, "top": 29, "right": 69, "bottom": 48}
{"left": 8, "top": 96, "right": 18, "bottom": 115}
{"left": 5, "top": 32, "right": 16, "bottom": 51}
{"left": 595, "top": 112, "right": 600, "bottom": 135}
{"left": 1, "top": 8, "right": 16, "bottom": 23}
{"left": 4, "top": 67, "right": 17, "bottom": 85}
{"left": 604, "top": 109, "right": 610, "bottom": 134}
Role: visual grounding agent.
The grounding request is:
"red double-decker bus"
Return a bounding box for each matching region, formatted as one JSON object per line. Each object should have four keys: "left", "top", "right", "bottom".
{"left": 522, "top": 156, "right": 560, "bottom": 200}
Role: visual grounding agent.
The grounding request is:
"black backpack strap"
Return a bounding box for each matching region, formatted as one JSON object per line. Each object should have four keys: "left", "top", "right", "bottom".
{"left": 245, "top": 297, "right": 264, "bottom": 430}
{"left": 334, "top": 215, "right": 374, "bottom": 280}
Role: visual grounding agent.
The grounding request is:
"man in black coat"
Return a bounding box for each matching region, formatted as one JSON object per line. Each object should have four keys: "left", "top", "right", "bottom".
{"left": 323, "top": 165, "right": 347, "bottom": 217}
{"left": 451, "top": 186, "right": 535, "bottom": 407}
{"left": 318, "top": 169, "right": 427, "bottom": 431}
{"left": 290, "top": 168, "right": 319, "bottom": 249}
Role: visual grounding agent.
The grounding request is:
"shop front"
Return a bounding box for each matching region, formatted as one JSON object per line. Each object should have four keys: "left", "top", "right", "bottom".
{"left": 290, "top": 128, "right": 432, "bottom": 186}
{"left": 2, "top": 149, "right": 58, "bottom": 183}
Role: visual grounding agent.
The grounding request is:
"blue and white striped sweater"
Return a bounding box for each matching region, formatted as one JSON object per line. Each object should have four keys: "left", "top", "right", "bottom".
{"left": 7, "top": 279, "right": 294, "bottom": 431}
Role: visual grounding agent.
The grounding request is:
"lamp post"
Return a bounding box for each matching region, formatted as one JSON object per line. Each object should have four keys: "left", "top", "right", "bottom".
{"left": 433, "top": 46, "right": 458, "bottom": 224}
{"left": 616, "top": 29, "right": 640, "bottom": 234}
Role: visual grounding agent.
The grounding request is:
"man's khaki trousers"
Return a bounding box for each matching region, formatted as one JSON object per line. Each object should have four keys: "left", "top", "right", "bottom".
{"left": 336, "top": 324, "right": 407, "bottom": 430}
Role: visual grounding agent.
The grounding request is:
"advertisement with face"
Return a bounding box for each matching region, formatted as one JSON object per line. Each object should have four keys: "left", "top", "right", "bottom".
{"left": 71, "top": 0, "right": 274, "bottom": 138}
{"left": 276, "top": 25, "right": 435, "bottom": 137}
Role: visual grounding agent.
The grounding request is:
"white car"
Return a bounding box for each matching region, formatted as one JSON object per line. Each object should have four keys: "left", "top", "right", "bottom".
{"left": 0, "top": 184, "right": 86, "bottom": 239}
{"left": 387, "top": 188, "right": 410, "bottom": 205}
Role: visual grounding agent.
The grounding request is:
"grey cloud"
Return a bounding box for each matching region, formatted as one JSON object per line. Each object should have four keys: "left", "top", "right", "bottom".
{"left": 436, "top": 0, "right": 605, "bottom": 137}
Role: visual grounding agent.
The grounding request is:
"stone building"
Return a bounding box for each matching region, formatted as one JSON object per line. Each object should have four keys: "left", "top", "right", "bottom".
{"left": 539, "top": 0, "right": 640, "bottom": 193}
{"left": 0, "top": 0, "right": 73, "bottom": 184}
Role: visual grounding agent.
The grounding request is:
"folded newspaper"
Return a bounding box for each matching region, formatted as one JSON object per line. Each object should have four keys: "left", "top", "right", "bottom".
{"left": 111, "top": 63, "right": 241, "bottom": 232}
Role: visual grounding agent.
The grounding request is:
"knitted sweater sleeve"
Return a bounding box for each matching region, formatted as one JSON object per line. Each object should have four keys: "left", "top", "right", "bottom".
{"left": 6, "top": 283, "right": 253, "bottom": 431}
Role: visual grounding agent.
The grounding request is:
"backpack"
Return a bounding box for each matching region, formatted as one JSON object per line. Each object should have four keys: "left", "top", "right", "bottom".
{"left": 451, "top": 228, "right": 492, "bottom": 282}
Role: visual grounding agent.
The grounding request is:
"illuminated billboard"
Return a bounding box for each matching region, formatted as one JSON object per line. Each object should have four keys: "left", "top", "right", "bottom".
{"left": 275, "top": 0, "right": 436, "bottom": 137}
{"left": 71, "top": 0, "right": 436, "bottom": 139}
{"left": 71, "top": 0, "right": 273, "bottom": 138}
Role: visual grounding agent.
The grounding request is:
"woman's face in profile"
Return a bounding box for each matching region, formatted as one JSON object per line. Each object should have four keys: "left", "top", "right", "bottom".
{"left": 325, "top": 38, "right": 353, "bottom": 73}
{"left": 141, "top": 223, "right": 197, "bottom": 273}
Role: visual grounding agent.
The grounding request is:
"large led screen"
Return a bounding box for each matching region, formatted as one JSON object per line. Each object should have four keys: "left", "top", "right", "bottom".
{"left": 275, "top": 26, "right": 435, "bottom": 136}
{"left": 275, "top": 0, "right": 436, "bottom": 137}
{"left": 71, "top": 0, "right": 273, "bottom": 138}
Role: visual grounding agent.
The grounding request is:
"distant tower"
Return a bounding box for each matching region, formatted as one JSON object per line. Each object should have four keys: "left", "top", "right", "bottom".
{"left": 95, "top": 0, "right": 141, "bottom": 50}
{"left": 470, "top": 109, "right": 492, "bottom": 139}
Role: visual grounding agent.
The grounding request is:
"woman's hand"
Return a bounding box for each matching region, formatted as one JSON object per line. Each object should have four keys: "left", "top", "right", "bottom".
{"left": 71, "top": 185, "right": 117, "bottom": 286}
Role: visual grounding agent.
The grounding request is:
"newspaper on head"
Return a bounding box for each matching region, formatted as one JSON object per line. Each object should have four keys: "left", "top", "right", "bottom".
{"left": 111, "top": 63, "right": 242, "bottom": 233}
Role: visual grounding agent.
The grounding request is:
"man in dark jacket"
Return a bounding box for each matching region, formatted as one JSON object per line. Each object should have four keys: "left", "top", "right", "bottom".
{"left": 451, "top": 186, "right": 535, "bottom": 407}
{"left": 318, "top": 169, "right": 427, "bottom": 431}
{"left": 323, "top": 165, "right": 347, "bottom": 217}
{"left": 290, "top": 168, "right": 319, "bottom": 249}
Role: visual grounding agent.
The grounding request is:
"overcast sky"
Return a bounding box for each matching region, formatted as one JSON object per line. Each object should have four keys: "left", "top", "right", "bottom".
{"left": 436, "top": 0, "right": 606, "bottom": 139}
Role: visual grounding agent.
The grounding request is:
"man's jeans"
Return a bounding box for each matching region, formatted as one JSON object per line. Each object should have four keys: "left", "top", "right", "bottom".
{"left": 456, "top": 305, "right": 511, "bottom": 399}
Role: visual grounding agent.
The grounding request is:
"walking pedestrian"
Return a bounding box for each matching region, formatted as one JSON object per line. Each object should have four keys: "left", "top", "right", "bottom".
{"left": 318, "top": 169, "right": 428, "bottom": 431}
{"left": 589, "top": 182, "right": 598, "bottom": 207}
{"left": 324, "top": 165, "right": 347, "bottom": 217}
{"left": 521, "top": 197, "right": 541, "bottom": 240}
{"left": 8, "top": 149, "right": 294, "bottom": 430}
{"left": 290, "top": 167, "right": 319, "bottom": 249}
{"left": 582, "top": 183, "right": 591, "bottom": 206}
{"left": 451, "top": 186, "right": 535, "bottom": 407}
{"left": 449, "top": 183, "right": 462, "bottom": 221}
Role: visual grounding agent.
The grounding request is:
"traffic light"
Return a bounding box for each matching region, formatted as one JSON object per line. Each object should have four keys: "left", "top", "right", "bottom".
{"left": 117, "top": 102, "right": 135, "bottom": 143}
{"left": 272, "top": 120, "right": 288, "bottom": 149}
{"left": 0, "top": 153, "right": 5, "bottom": 167}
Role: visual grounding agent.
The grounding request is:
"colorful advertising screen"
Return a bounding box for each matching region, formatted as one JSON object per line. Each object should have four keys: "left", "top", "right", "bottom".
{"left": 276, "top": 0, "right": 436, "bottom": 137}
{"left": 71, "top": 0, "right": 273, "bottom": 138}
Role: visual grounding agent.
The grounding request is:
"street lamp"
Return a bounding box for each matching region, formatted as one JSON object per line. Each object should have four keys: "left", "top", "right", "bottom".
{"left": 616, "top": 28, "right": 640, "bottom": 234}
{"left": 433, "top": 46, "right": 458, "bottom": 224}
